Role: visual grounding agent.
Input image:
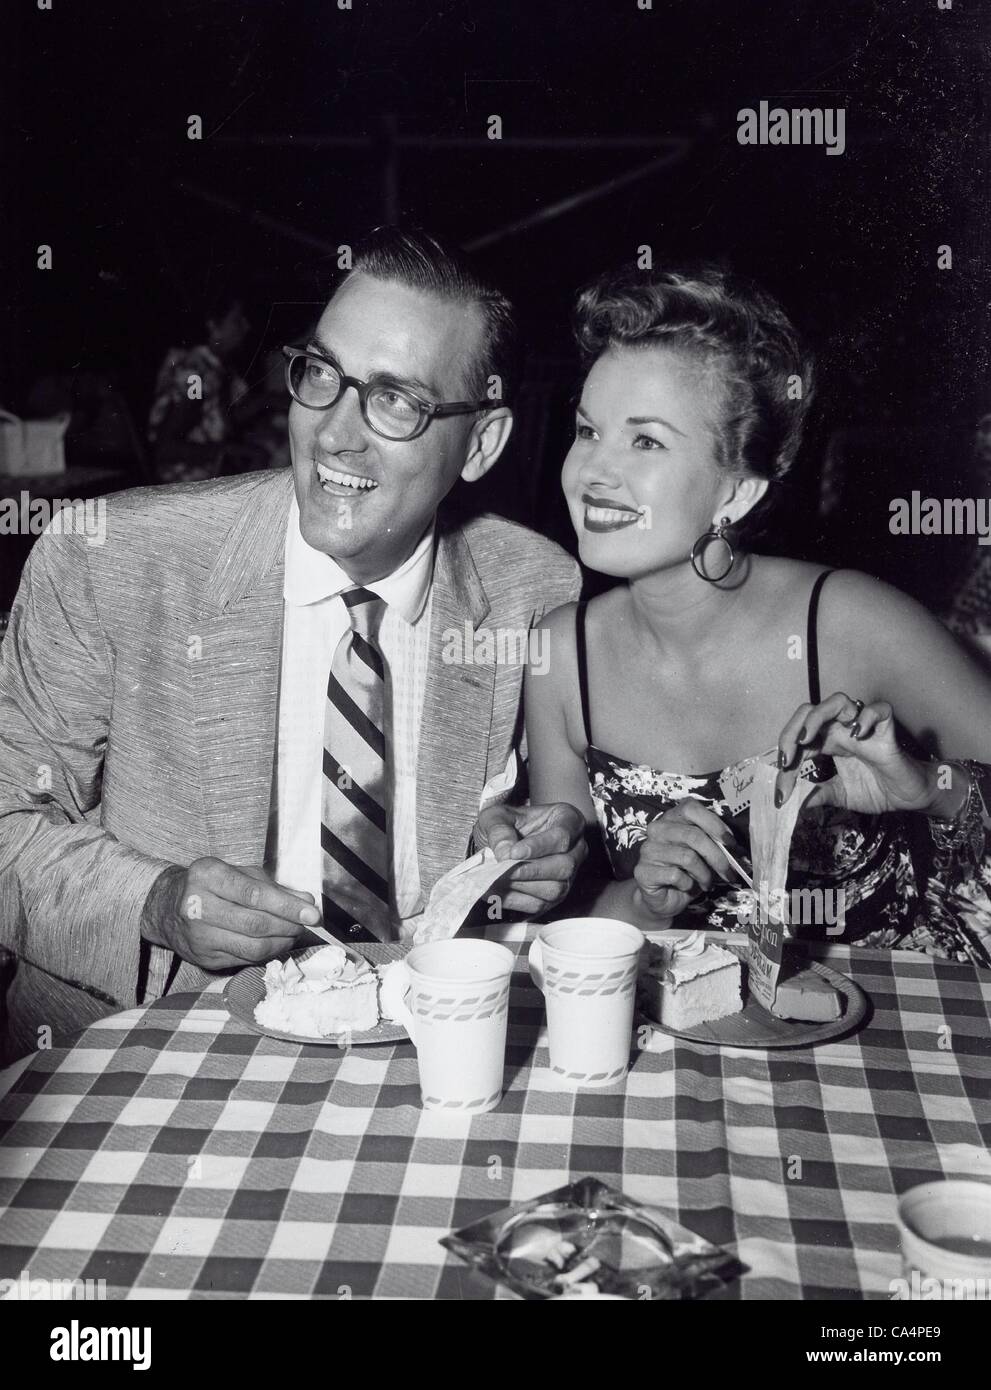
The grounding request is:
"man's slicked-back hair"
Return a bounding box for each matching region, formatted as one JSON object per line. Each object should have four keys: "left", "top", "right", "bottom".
{"left": 343, "top": 225, "right": 519, "bottom": 403}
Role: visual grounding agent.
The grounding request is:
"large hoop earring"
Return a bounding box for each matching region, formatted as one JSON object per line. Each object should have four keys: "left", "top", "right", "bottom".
{"left": 690, "top": 516, "right": 735, "bottom": 583}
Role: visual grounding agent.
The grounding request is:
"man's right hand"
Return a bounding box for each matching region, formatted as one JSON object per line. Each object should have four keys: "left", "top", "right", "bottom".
{"left": 140, "top": 858, "right": 321, "bottom": 971}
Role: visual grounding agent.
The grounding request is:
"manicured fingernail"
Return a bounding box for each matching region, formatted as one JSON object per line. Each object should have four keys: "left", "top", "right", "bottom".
{"left": 854, "top": 724, "right": 868, "bottom": 740}
{"left": 774, "top": 787, "right": 783, "bottom": 808}
{"left": 797, "top": 726, "right": 808, "bottom": 743}
{"left": 849, "top": 722, "right": 860, "bottom": 740}
{"left": 776, "top": 748, "right": 786, "bottom": 769}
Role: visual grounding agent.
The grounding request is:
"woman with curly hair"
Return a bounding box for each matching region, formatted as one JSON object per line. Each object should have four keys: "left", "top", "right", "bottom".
{"left": 526, "top": 264, "right": 991, "bottom": 960}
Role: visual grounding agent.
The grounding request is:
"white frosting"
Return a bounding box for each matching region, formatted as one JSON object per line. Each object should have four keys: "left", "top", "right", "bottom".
{"left": 649, "top": 933, "right": 738, "bottom": 986}
{"left": 255, "top": 946, "right": 382, "bottom": 1037}
{"left": 671, "top": 931, "right": 707, "bottom": 959}
{"left": 262, "top": 944, "right": 372, "bottom": 996}
{"left": 376, "top": 960, "right": 406, "bottom": 1023}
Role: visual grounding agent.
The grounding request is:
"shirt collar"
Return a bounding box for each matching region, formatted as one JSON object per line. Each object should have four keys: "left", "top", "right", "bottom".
{"left": 283, "top": 494, "right": 435, "bottom": 624}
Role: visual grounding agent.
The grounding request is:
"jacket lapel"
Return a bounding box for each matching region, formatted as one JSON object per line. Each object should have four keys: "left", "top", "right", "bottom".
{"left": 416, "top": 520, "right": 495, "bottom": 894}
{"left": 189, "top": 471, "right": 294, "bottom": 864}
{"left": 187, "top": 480, "right": 496, "bottom": 898}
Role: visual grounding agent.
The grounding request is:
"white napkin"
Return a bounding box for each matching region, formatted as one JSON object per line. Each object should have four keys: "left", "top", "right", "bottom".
{"left": 401, "top": 847, "right": 513, "bottom": 946}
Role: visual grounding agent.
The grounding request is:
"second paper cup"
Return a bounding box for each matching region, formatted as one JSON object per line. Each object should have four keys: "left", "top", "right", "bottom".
{"left": 529, "top": 918, "right": 644, "bottom": 1087}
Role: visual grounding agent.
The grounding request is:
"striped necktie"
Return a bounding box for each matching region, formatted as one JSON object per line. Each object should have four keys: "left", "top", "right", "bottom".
{"left": 321, "top": 587, "right": 392, "bottom": 942}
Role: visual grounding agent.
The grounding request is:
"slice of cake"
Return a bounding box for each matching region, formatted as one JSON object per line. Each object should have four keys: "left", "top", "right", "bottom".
{"left": 772, "top": 964, "right": 843, "bottom": 1021}
{"left": 641, "top": 932, "right": 743, "bottom": 1030}
{"left": 255, "top": 944, "right": 384, "bottom": 1037}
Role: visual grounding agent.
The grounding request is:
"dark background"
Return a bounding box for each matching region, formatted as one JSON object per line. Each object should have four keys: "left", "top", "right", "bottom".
{"left": 2, "top": 0, "right": 988, "bottom": 606}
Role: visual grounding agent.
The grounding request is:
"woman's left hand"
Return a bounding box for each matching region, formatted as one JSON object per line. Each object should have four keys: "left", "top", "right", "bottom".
{"left": 774, "top": 691, "right": 944, "bottom": 816}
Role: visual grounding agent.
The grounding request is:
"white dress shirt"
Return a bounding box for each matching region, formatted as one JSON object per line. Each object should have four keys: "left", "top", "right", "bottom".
{"left": 271, "top": 496, "right": 434, "bottom": 923}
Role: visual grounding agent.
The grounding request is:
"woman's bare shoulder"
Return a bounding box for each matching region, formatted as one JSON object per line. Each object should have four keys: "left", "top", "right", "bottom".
{"left": 541, "top": 587, "right": 629, "bottom": 638}
{"left": 812, "top": 568, "right": 991, "bottom": 744}
{"left": 816, "top": 567, "right": 937, "bottom": 631}
{"left": 539, "top": 598, "right": 579, "bottom": 635}
{"left": 809, "top": 566, "right": 984, "bottom": 702}
{"left": 530, "top": 602, "right": 581, "bottom": 707}
{"left": 754, "top": 557, "right": 925, "bottom": 628}
{"left": 751, "top": 555, "right": 830, "bottom": 591}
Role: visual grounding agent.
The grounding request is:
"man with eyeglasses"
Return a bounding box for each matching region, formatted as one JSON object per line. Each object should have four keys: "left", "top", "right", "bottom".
{"left": 0, "top": 227, "right": 584, "bottom": 1053}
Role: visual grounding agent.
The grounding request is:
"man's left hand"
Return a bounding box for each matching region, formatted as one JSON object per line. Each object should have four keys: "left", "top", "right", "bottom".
{"left": 473, "top": 802, "right": 588, "bottom": 917}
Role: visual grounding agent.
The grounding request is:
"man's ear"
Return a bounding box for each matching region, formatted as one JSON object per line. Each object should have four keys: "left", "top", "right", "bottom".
{"left": 461, "top": 408, "right": 514, "bottom": 484}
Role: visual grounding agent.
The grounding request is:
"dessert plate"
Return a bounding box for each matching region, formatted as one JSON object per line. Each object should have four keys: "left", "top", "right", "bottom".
{"left": 637, "top": 941, "right": 868, "bottom": 1049}
{"left": 223, "top": 942, "right": 409, "bottom": 1046}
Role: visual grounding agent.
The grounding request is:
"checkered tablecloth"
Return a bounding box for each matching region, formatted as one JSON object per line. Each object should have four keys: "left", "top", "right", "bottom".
{"left": 1, "top": 936, "right": 989, "bottom": 1300}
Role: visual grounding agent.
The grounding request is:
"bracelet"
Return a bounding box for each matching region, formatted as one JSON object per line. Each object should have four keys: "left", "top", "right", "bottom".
{"left": 928, "top": 760, "right": 987, "bottom": 865}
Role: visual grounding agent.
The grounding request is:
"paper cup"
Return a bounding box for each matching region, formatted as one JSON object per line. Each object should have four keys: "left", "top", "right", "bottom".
{"left": 389, "top": 939, "right": 514, "bottom": 1113}
{"left": 529, "top": 918, "right": 644, "bottom": 1087}
{"left": 896, "top": 1181, "right": 991, "bottom": 1299}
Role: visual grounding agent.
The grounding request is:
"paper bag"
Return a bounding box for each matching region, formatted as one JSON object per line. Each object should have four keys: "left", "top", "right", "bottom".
{"left": 0, "top": 409, "right": 70, "bottom": 477}
{"left": 745, "top": 759, "right": 817, "bottom": 1014}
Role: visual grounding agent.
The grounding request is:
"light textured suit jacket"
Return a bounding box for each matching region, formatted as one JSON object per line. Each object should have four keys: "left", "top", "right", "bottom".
{"left": 0, "top": 469, "right": 580, "bottom": 1013}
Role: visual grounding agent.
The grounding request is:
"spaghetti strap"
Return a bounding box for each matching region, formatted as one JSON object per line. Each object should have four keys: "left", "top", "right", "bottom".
{"left": 574, "top": 600, "right": 592, "bottom": 749}
{"left": 806, "top": 569, "right": 834, "bottom": 705}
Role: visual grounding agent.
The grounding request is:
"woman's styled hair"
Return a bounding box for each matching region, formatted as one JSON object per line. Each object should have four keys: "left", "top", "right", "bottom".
{"left": 573, "top": 264, "right": 815, "bottom": 541}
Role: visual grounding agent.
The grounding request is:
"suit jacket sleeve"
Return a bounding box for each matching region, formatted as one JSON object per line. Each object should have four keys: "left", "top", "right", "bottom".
{"left": 554, "top": 563, "right": 583, "bottom": 611}
{"left": 0, "top": 527, "right": 174, "bottom": 1008}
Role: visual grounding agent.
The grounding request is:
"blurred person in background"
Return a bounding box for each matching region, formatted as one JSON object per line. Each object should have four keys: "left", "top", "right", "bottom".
{"left": 147, "top": 291, "right": 254, "bottom": 482}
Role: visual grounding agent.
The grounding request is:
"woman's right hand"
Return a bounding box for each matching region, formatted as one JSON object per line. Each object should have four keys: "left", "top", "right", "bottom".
{"left": 633, "top": 799, "right": 742, "bottom": 920}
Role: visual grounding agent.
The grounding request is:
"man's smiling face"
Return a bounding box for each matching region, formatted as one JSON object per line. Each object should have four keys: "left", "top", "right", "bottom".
{"left": 289, "top": 273, "right": 488, "bottom": 582}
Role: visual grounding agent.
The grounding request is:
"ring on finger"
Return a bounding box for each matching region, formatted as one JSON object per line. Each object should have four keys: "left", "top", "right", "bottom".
{"left": 848, "top": 698, "right": 866, "bottom": 738}
{"left": 841, "top": 697, "right": 865, "bottom": 727}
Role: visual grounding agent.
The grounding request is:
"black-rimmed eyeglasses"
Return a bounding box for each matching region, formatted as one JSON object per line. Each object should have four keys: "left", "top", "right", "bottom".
{"left": 282, "top": 346, "right": 500, "bottom": 442}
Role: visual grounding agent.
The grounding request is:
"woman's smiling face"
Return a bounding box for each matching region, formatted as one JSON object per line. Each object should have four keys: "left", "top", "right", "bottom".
{"left": 562, "top": 344, "right": 732, "bottom": 580}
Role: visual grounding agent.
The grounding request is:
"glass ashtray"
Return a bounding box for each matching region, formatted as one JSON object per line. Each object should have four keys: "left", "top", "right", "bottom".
{"left": 442, "top": 1177, "right": 745, "bottom": 1300}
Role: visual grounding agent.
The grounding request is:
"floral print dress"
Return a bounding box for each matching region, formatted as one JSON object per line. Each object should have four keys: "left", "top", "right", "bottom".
{"left": 575, "top": 585, "right": 991, "bottom": 963}
{"left": 586, "top": 746, "right": 918, "bottom": 942}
